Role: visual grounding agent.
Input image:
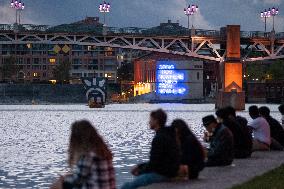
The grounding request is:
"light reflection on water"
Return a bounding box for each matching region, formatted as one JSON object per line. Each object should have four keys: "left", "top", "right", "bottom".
{"left": 0, "top": 104, "right": 281, "bottom": 188}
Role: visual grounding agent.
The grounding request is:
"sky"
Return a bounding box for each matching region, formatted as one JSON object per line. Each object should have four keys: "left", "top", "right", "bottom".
{"left": 0, "top": 0, "right": 283, "bottom": 32}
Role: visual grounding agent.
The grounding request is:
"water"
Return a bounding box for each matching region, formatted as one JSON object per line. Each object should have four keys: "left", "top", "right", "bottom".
{"left": 0, "top": 104, "right": 281, "bottom": 188}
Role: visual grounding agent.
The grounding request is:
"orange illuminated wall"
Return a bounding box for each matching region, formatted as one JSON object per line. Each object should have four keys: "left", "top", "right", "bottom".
{"left": 224, "top": 63, "right": 242, "bottom": 92}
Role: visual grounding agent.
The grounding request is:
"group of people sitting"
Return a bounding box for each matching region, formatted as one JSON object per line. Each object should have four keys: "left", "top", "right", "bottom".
{"left": 51, "top": 104, "right": 284, "bottom": 189}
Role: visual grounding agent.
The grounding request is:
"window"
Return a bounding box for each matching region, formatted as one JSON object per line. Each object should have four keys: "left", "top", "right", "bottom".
{"left": 43, "top": 65, "right": 47, "bottom": 70}
{"left": 197, "top": 72, "right": 200, "bottom": 80}
{"left": 34, "top": 58, "right": 40, "bottom": 64}
{"left": 43, "top": 72, "right": 47, "bottom": 77}
{"left": 49, "top": 58, "right": 56, "bottom": 64}
{"left": 33, "top": 72, "right": 39, "bottom": 77}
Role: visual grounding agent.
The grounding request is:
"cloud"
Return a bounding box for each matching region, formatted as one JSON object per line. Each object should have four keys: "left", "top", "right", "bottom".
{"left": 0, "top": 1, "right": 38, "bottom": 24}
{"left": 263, "top": 0, "right": 282, "bottom": 5}
{"left": 0, "top": 0, "right": 282, "bottom": 32}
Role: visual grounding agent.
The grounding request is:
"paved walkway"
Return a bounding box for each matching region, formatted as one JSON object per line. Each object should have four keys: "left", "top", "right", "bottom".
{"left": 143, "top": 151, "right": 284, "bottom": 189}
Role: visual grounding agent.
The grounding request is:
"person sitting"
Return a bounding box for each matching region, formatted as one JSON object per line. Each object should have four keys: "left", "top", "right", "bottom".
{"left": 225, "top": 106, "right": 253, "bottom": 157}
{"left": 202, "top": 115, "right": 234, "bottom": 167}
{"left": 248, "top": 106, "right": 271, "bottom": 151}
{"left": 121, "top": 109, "right": 180, "bottom": 189}
{"left": 216, "top": 107, "right": 252, "bottom": 158}
{"left": 172, "top": 119, "right": 205, "bottom": 179}
{"left": 259, "top": 106, "right": 284, "bottom": 150}
{"left": 50, "top": 120, "right": 115, "bottom": 189}
{"left": 279, "top": 104, "right": 284, "bottom": 129}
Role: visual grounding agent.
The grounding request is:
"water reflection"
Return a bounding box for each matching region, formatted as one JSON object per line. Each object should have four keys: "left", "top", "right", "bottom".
{"left": 0, "top": 104, "right": 281, "bottom": 188}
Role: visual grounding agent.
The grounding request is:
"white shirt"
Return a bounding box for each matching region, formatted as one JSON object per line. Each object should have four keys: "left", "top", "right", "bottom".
{"left": 282, "top": 115, "right": 284, "bottom": 129}
{"left": 248, "top": 117, "right": 271, "bottom": 145}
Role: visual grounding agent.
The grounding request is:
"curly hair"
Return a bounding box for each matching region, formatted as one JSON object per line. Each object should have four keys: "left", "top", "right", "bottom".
{"left": 68, "top": 120, "right": 112, "bottom": 167}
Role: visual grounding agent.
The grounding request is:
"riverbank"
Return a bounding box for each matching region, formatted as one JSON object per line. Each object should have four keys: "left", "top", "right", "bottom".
{"left": 144, "top": 151, "right": 284, "bottom": 189}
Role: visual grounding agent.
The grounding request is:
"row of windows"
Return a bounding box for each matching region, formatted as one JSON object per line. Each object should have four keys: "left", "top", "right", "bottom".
{"left": 0, "top": 51, "right": 116, "bottom": 56}
{"left": 0, "top": 45, "right": 116, "bottom": 54}
{"left": 72, "top": 72, "right": 116, "bottom": 78}
{"left": 0, "top": 58, "right": 117, "bottom": 65}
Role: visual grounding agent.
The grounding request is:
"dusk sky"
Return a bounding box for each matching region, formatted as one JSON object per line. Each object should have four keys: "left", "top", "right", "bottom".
{"left": 0, "top": 0, "right": 283, "bottom": 32}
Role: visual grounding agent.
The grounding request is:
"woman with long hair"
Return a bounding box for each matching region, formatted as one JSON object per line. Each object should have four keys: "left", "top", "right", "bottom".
{"left": 172, "top": 119, "right": 205, "bottom": 179}
{"left": 50, "top": 120, "right": 115, "bottom": 189}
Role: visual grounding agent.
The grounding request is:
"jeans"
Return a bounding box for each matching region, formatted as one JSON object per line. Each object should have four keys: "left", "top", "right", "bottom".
{"left": 121, "top": 173, "right": 167, "bottom": 189}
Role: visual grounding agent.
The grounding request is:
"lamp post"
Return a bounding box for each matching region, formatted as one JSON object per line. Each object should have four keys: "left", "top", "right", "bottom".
{"left": 10, "top": 0, "right": 25, "bottom": 25}
{"left": 99, "top": 1, "right": 111, "bottom": 26}
{"left": 270, "top": 7, "right": 279, "bottom": 32}
{"left": 184, "top": 4, "right": 198, "bottom": 50}
{"left": 184, "top": 4, "right": 198, "bottom": 30}
{"left": 260, "top": 9, "right": 270, "bottom": 32}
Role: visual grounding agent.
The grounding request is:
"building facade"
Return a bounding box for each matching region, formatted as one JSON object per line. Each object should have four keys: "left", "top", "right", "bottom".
{"left": 0, "top": 17, "right": 119, "bottom": 84}
{"left": 134, "top": 53, "right": 204, "bottom": 101}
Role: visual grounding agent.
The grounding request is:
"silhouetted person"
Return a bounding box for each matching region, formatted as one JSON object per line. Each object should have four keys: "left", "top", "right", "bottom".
{"left": 122, "top": 109, "right": 179, "bottom": 189}
{"left": 216, "top": 107, "right": 252, "bottom": 158}
{"left": 202, "top": 115, "right": 234, "bottom": 167}
{"left": 248, "top": 106, "right": 271, "bottom": 151}
{"left": 279, "top": 104, "right": 284, "bottom": 129}
{"left": 259, "top": 106, "right": 284, "bottom": 150}
{"left": 50, "top": 120, "right": 115, "bottom": 189}
{"left": 172, "top": 119, "right": 205, "bottom": 179}
{"left": 226, "top": 106, "right": 253, "bottom": 157}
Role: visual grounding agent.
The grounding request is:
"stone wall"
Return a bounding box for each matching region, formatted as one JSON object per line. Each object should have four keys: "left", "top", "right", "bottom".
{"left": 0, "top": 84, "right": 86, "bottom": 104}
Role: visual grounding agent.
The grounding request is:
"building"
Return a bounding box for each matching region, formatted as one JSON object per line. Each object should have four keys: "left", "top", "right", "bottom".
{"left": 134, "top": 53, "right": 204, "bottom": 101}
{"left": 0, "top": 17, "right": 119, "bottom": 84}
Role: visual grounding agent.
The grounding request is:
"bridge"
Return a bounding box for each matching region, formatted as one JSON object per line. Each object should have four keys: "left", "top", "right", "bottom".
{"left": 0, "top": 24, "right": 284, "bottom": 62}
{"left": 0, "top": 23, "right": 284, "bottom": 110}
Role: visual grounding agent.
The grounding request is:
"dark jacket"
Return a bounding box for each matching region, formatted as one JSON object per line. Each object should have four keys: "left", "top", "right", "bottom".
{"left": 206, "top": 124, "right": 234, "bottom": 167}
{"left": 138, "top": 127, "right": 180, "bottom": 178}
{"left": 265, "top": 116, "right": 284, "bottom": 146}
{"left": 180, "top": 135, "right": 205, "bottom": 179}
{"left": 224, "top": 117, "right": 252, "bottom": 158}
{"left": 236, "top": 116, "right": 253, "bottom": 158}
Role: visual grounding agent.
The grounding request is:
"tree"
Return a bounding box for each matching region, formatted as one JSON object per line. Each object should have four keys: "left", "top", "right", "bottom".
{"left": 0, "top": 56, "right": 19, "bottom": 82}
{"left": 268, "top": 60, "right": 284, "bottom": 80}
{"left": 117, "top": 62, "right": 134, "bottom": 81}
{"left": 52, "top": 59, "right": 71, "bottom": 84}
{"left": 245, "top": 62, "right": 267, "bottom": 81}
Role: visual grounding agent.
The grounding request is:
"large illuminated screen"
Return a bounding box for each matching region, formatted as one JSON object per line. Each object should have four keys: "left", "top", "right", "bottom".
{"left": 156, "top": 62, "right": 186, "bottom": 94}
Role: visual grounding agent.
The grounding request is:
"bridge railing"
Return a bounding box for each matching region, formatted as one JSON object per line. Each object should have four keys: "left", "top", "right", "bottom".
{"left": 276, "top": 32, "right": 284, "bottom": 39}
{"left": 0, "top": 24, "right": 50, "bottom": 32}
{"left": 240, "top": 31, "right": 271, "bottom": 38}
{"left": 0, "top": 24, "right": 283, "bottom": 40}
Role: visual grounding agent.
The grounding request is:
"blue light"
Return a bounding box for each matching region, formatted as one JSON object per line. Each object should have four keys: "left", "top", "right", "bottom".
{"left": 156, "top": 63, "right": 187, "bottom": 95}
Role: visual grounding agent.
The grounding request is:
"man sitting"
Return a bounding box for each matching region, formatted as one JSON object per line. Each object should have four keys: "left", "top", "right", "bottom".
{"left": 122, "top": 109, "right": 179, "bottom": 189}
{"left": 248, "top": 106, "right": 271, "bottom": 151}
{"left": 216, "top": 107, "right": 252, "bottom": 158}
{"left": 259, "top": 106, "right": 284, "bottom": 150}
{"left": 202, "top": 115, "right": 234, "bottom": 167}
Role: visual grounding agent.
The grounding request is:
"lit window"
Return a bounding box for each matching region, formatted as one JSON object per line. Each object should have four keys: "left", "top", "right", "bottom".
{"left": 49, "top": 58, "right": 56, "bottom": 64}
{"left": 49, "top": 80, "right": 57, "bottom": 84}
{"left": 27, "top": 44, "right": 32, "bottom": 49}
{"left": 88, "top": 46, "right": 92, "bottom": 51}
{"left": 33, "top": 72, "right": 39, "bottom": 77}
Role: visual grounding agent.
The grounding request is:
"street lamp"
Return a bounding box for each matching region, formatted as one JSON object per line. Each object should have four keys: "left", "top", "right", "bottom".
{"left": 10, "top": 0, "right": 25, "bottom": 25}
{"left": 270, "top": 7, "right": 279, "bottom": 32}
{"left": 184, "top": 4, "right": 198, "bottom": 30}
{"left": 99, "top": 1, "right": 111, "bottom": 26}
{"left": 261, "top": 7, "right": 279, "bottom": 32}
{"left": 260, "top": 9, "right": 270, "bottom": 32}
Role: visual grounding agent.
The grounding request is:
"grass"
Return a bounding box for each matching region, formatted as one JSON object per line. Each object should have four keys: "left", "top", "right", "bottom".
{"left": 231, "top": 164, "right": 284, "bottom": 189}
